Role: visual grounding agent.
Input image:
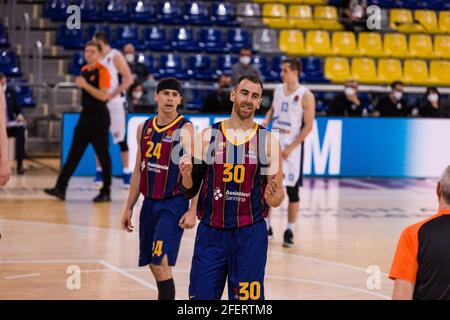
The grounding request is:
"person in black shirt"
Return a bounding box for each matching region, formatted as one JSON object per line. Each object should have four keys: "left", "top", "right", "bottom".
{"left": 328, "top": 79, "right": 363, "bottom": 116}
{"left": 44, "top": 41, "right": 112, "bottom": 202}
{"left": 123, "top": 43, "right": 149, "bottom": 84}
{"left": 418, "top": 87, "right": 444, "bottom": 118}
{"left": 374, "top": 81, "right": 410, "bottom": 117}
{"left": 202, "top": 74, "right": 233, "bottom": 114}
{"left": 341, "top": 0, "right": 369, "bottom": 32}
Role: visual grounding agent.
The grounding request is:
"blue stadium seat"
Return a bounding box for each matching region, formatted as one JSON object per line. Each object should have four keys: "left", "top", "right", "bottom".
{"left": 402, "top": 0, "right": 428, "bottom": 9}
{"left": 215, "top": 55, "right": 238, "bottom": 77}
{"left": 113, "top": 26, "right": 143, "bottom": 50}
{"left": 129, "top": 0, "right": 157, "bottom": 23}
{"left": 87, "top": 25, "right": 112, "bottom": 40}
{"left": 136, "top": 53, "right": 156, "bottom": 74}
{"left": 102, "top": 0, "right": 129, "bottom": 22}
{"left": 74, "top": 0, "right": 101, "bottom": 22}
{"left": 171, "top": 27, "right": 200, "bottom": 52}
{"left": 301, "top": 57, "right": 327, "bottom": 83}
{"left": 0, "top": 24, "right": 9, "bottom": 48}
{"left": 184, "top": 1, "right": 210, "bottom": 25}
{"left": 143, "top": 27, "right": 171, "bottom": 51}
{"left": 187, "top": 55, "right": 214, "bottom": 81}
{"left": 157, "top": 1, "right": 183, "bottom": 24}
{"left": 184, "top": 89, "right": 204, "bottom": 111}
{"left": 57, "top": 25, "right": 85, "bottom": 49}
{"left": 199, "top": 28, "right": 228, "bottom": 53}
{"left": 9, "top": 79, "right": 35, "bottom": 108}
{"left": 227, "top": 29, "right": 251, "bottom": 53}
{"left": 156, "top": 54, "right": 189, "bottom": 80}
{"left": 44, "top": 0, "right": 69, "bottom": 21}
{"left": 252, "top": 55, "right": 276, "bottom": 82}
{"left": 211, "top": 2, "right": 238, "bottom": 26}
{"left": 0, "top": 51, "right": 22, "bottom": 77}
{"left": 70, "top": 51, "right": 85, "bottom": 75}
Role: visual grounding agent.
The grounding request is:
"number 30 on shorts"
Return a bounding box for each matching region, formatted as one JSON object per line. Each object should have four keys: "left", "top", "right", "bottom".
{"left": 239, "top": 281, "right": 261, "bottom": 300}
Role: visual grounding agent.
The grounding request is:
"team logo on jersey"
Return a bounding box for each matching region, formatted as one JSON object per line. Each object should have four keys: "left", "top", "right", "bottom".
{"left": 215, "top": 141, "right": 226, "bottom": 156}
{"left": 162, "top": 129, "right": 173, "bottom": 143}
{"left": 141, "top": 160, "right": 146, "bottom": 171}
{"left": 213, "top": 187, "right": 223, "bottom": 200}
{"left": 246, "top": 143, "right": 257, "bottom": 159}
{"left": 294, "top": 95, "right": 299, "bottom": 102}
{"left": 144, "top": 127, "right": 152, "bottom": 138}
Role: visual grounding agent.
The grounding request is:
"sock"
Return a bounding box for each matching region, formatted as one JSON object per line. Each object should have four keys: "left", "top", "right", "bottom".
{"left": 157, "top": 278, "right": 175, "bottom": 300}
{"left": 287, "top": 223, "right": 295, "bottom": 231}
{"left": 96, "top": 167, "right": 102, "bottom": 172}
{"left": 123, "top": 167, "right": 131, "bottom": 174}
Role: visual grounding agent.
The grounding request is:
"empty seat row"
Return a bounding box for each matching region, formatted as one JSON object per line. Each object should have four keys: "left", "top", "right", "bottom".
{"left": 7, "top": 79, "right": 35, "bottom": 108}
{"left": 45, "top": 0, "right": 238, "bottom": 25}
{"left": 262, "top": 4, "right": 343, "bottom": 30}
{"left": 57, "top": 25, "right": 252, "bottom": 53}
{"left": 390, "top": 9, "right": 450, "bottom": 33}
{"left": 325, "top": 57, "right": 450, "bottom": 86}
{"left": 279, "top": 30, "right": 450, "bottom": 59}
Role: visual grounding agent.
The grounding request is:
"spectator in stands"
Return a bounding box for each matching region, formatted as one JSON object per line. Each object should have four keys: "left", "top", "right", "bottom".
{"left": 202, "top": 74, "right": 233, "bottom": 114}
{"left": 0, "top": 73, "right": 26, "bottom": 174}
{"left": 328, "top": 79, "right": 363, "bottom": 116}
{"left": 231, "top": 48, "right": 262, "bottom": 85}
{"left": 341, "top": 0, "right": 369, "bottom": 32}
{"left": 0, "top": 87, "right": 10, "bottom": 186}
{"left": 418, "top": 87, "right": 444, "bottom": 118}
{"left": 127, "top": 82, "right": 149, "bottom": 113}
{"left": 374, "top": 81, "right": 410, "bottom": 117}
{"left": 123, "top": 44, "right": 149, "bottom": 84}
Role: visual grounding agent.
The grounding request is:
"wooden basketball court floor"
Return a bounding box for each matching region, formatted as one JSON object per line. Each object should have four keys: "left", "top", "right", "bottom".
{"left": 0, "top": 164, "right": 439, "bottom": 300}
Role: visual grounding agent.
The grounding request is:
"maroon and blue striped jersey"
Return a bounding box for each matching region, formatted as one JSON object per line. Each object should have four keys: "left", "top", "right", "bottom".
{"left": 139, "top": 115, "right": 190, "bottom": 199}
{"left": 197, "top": 121, "right": 270, "bottom": 229}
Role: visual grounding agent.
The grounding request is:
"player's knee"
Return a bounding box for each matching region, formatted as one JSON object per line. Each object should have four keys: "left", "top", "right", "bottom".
{"left": 286, "top": 186, "right": 300, "bottom": 203}
{"left": 119, "top": 140, "right": 128, "bottom": 152}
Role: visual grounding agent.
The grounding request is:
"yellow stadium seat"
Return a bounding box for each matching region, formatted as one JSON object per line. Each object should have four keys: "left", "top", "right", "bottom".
{"left": 408, "top": 34, "right": 434, "bottom": 59}
{"left": 351, "top": 58, "right": 377, "bottom": 84}
{"left": 377, "top": 59, "right": 403, "bottom": 84}
{"left": 429, "top": 61, "right": 450, "bottom": 86}
{"left": 439, "top": 11, "right": 450, "bottom": 33}
{"left": 289, "top": 5, "right": 318, "bottom": 29}
{"left": 314, "top": 6, "right": 343, "bottom": 30}
{"left": 358, "top": 32, "right": 385, "bottom": 57}
{"left": 415, "top": 10, "right": 440, "bottom": 34}
{"left": 390, "top": 9, "right": 423, "bottom": 33}
{"left": 403, "top": 59, "right": 429, "bottom": 85}
{"left": 324, "top": 57, "right": 350, "bottom": 83}
{"left": 384, "top": 33, "right": 410, "bottom": 58}
{"left": 434, "top": 35, "right": 450, "bottom": 59}
{"left": 332, "top": 31, "right": 361, "bottom": 56}
{"left": 279, "top": 30, "right": 307, "bottom": 55}
{"left": 306, "top": 30, "right": 331, "bottom": 56}
{"left": 262, "top": 4, "right": 291, "bottom": 29}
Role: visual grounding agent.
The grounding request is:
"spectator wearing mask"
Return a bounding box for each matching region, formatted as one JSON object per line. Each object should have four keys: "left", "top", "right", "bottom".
{"left": 123, "top": 44, "right": 149, "bottom": 84}
{"left": 374, "top": 81, "right": 410, "bottom": 117}
{"left": 231, "top": 48, "right": 262, "bottom": 85}
{"left": 202, "top": 74, "right": 233, "bottom": 114}
{"left": 328, "top": 79, "right": 364, "bottom": 116}
{"left": 127, "top": 82, "right": 149, "bottom": 112}
{"left": 341, "top": 0, "right": 369, "bottom": 32}
{"left": 418, "top": 87, "right": 443, "bottom": 118}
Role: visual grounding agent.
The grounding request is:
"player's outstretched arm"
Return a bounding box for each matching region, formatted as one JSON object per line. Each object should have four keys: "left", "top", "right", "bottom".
{"left": 121, "top": 122, "right": 144, "bottom": 232}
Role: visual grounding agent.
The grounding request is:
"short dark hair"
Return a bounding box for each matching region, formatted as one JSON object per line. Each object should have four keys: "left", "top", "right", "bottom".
{"left": 282, "top": 58, "right": 302, "bottom": 73}
{"left": 236, "top": 75, "right": 263, "bottom": 91}
{"left": 390, "top": 81, "right": 404, "bottom": 89}
{"left": 156, "top": 77, "right": 183, "bottom": 95}
{"left": 426, "top": 86, "right": 439, "bottom": 96}
{"left": 93, "top": 32, "right": 109, "bottom": 45}
{"left": 85, "top": 41, "right": 101, "bottom": 51}
{"left": 0, "top": 72, "right": 5, "bottom": 80}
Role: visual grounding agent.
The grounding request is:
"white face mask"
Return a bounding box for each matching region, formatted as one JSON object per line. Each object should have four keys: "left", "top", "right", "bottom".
{"left": 345, "top": 87, "right": 356, "bottom": 96}
{"left": 240, "top": 56, "right": 251, "bottom": 66}
{"left": 132, "top": 91, "right": 143, "bottom": 100}
{"left": 393, "top": 91, "right": 403, "bottom": 101}
{"left": 125, "top": 53, "right": 135, "bottom": 63}
{"left": 427, "top": 93, "right": 439, "bottom": 103}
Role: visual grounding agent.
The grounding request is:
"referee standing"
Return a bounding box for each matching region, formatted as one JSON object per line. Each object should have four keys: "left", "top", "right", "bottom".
{"left": 45, "top": 41, "right": 112, "bottom": 202}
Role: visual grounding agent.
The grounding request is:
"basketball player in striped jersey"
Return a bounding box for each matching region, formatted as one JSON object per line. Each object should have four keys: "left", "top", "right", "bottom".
{"left": 262, "top": 58, "right": 315, "bottom": 247}
{"left": 120, "top": 78, "right": 198, "bottom": 300}
{"left": 93, "top": 32, "right": 133, "bottom": 188}
{"left": 180, "top": 76, "right": 284, "bottom": 300}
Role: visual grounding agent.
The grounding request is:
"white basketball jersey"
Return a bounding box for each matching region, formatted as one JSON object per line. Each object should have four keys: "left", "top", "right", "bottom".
{"left": 100, "top": 48, "right": 122, "bottom": 102}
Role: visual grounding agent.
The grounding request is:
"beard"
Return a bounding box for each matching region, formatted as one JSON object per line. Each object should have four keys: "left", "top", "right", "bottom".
{"left": 235, "top": 102, "right": 254, "bottom": 120}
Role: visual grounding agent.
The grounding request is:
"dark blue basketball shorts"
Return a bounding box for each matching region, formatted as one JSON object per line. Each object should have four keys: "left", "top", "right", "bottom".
{"left": 139, "top": 195, "right": 189, "bottom": 267}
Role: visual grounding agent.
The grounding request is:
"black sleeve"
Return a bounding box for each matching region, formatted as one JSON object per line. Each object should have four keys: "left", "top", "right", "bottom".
{"left": 180, "top": 158, "right": 207, "bottom": 199}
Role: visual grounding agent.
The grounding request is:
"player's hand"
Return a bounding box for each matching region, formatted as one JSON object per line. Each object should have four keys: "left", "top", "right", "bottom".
{"left": 281, "top": 145, "right": 294, "bottom": 160}
{"left": 0, "top": 160, "right": 10, "bottom": 187}
{"left": 179, "top": 209, "right": 196, "bottom": 229}
{"left": 75, "top": 76, "right": 87, "bottom": 89}
{"left": 179, "top": 154, "right": 193, "bottom": 188}
{"left": 120, "top": 208, "right": 134, "bottom": 232}
{"left": 262, "top": 120, "right": 269, "bottom": 127}
{"left": 264, "top": 178, "right": 278, "bottom": 202}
